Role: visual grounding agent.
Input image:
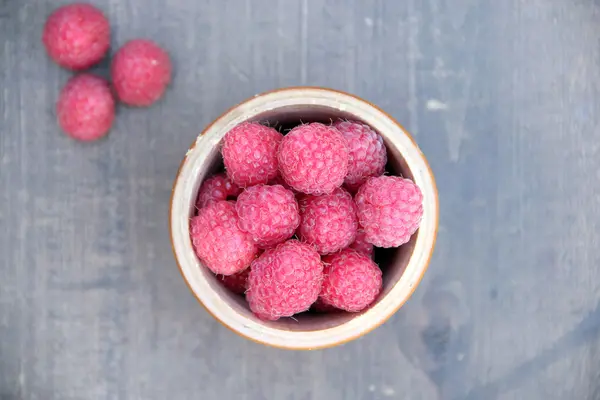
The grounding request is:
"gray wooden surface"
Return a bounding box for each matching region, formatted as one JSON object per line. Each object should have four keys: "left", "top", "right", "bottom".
{"left": 2, "top": 0, "right": 600, "bottom": 399}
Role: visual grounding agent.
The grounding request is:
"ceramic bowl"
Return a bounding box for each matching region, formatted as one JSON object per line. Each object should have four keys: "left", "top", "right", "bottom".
{"left": 170, "top": 87, "right": 438, "bottom": 350}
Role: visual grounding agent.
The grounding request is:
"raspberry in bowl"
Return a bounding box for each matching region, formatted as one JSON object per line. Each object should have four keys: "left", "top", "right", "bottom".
{"left": 170, "top": 87, "right": 438, "bottom": 350}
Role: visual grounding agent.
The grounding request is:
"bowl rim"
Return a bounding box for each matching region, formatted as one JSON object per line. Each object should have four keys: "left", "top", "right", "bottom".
{"left": 169, "top": 86, "right": 439, "bottom": 350}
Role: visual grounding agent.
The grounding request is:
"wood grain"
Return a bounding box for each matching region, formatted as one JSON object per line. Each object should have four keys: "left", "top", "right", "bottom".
{"left": 1, "top": 0, "right": 600, "bottom": 399}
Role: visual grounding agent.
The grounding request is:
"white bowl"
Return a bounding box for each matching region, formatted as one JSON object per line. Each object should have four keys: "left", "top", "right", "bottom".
{"left": 170, "top": 87, "right": 439, "bottom": 350}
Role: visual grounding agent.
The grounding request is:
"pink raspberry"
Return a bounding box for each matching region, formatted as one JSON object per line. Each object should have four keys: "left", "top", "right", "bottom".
{"left": 111, "top": 39, "right": 172, "bottom": 106}
{"left": 216, "top": 268, "right": 250, "bottom": 295}
{"left": 277, "top": 123, "right": 349, "bottom": 195}
{"left": 222, "top": 122, "right": 283, "bottom": 187}
{"left": 355, "top": 176, "right": 423, "bottom": 247}
{"left": 333, "top": 120, "right": 387, "bottom": 192}
{"left": 348, "top": 228, "right": 374, "bottom": 258}
{"left": 190, "top": 201, "right": 258, "bottom": 275}
{"left": 297, "top": 188, "right": 358, "bottom": 254}
{"left": 43, "top": 3, "right": 110, "bottom": 70}
{"left": 246, "top": 240, "right": 323, "bottom": 320}
{"left": 56, "top": 74, "right": 115, "bottom": 141}
{"left": 319, "top": 249, "right": 382, "bottom": 312}
{"left": 195, "top": 173, "right": 241, "bottom": 209}
{"left": 236, "top": 185, "right": 300, "bottom": 248}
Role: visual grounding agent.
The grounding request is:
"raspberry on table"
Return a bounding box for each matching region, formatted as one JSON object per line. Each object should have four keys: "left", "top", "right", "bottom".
{"left": 355, "top": 176, "right": 423, "bottom": 248}
{"left": 297, "top": 188, "right": 358, "bottom": 254}
{"left": 190, "top": 201, "right": 258, "bottom": 275}
{"left": 333, "top": 120, "right": 387, "bottom": 192}
{"left": 195, "top": 173, "right": 241, "bottom": 209}
{"left": 348, "top": 228, "right": 374, "bottom": 258}
{"left": 221, "top": 122, "right": 283, "bottom": 187}
{"left": 216, "top": 268, "right": 250, "bottom": 295}
{"left": 111, "top": 39, "right": 172, "bottom": 106}
{"left": 56, "top": 74, "right": 115, "bottom": 141}
{"left": 277, "top": 123, "right": 349, "bottom": 195}
{"left": 319, "top": 249, "right": 382, "bottom": 312}
{"left": 236, "top": 184, "right": 300, "bottom": 248}
{"left": 246, "top": 240, "right": 324, "bottom": 320}
{"left": 43, "top": 3, "right": 110, "bottom": 70}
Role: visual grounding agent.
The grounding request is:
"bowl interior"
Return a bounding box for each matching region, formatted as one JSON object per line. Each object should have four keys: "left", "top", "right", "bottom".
{"left": 190, "top": 104, "right": 418, "bottom": 332}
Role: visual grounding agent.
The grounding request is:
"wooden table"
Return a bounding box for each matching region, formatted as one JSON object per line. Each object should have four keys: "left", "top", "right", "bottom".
{"left": 2, "top": 1, "right": 599, "bottom": 399}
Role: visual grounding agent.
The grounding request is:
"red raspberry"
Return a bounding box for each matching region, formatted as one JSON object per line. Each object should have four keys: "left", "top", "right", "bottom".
{"left": 246, "top": 240, "right": 323, "bottom": 320}
{"left": 111, "top": 39, "right": 172, "bottom": 106}
{"left": 190, "top": 201, "right": 258, "bottom": 275}
{"left": 348, "top": 228, "right": 374, "bottom": 258}
{"left": 236, "top": 185, "right": 300, "bottom": 248}
{"left": 277, "top": 123, "right": 349, "bottom": 195}
{"left": 222, "top": 122, "right": 283, "bottom": 187}
{"left": 333, "top": 120, "right": 387, "bottom": 192}
{"left": 56, "top": 74, "right": 115, "bottom": 141}
{"left": 355, "top": 176, "right": 423, "bottom": 247}
{"left": 319, "top": 249, "right": 382, "bottom": 312}
{"left": 216, "top": 268, "right": 249, "bottom": 295}
{"left": 297, "top": 188, "right": 358, "bottom": 254}
{"left": 43, "top": 3, "right": 110, "bottom": 70}
{"left": 195, "top": 173, "right": 241, "bottom": 209}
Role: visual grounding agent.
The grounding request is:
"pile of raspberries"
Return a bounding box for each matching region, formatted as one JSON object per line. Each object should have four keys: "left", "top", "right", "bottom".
{"left": 190, "top": 120, "right": 424, "bottom": 321}
{"left": 43, "top": 3, "right": 172, "bottom": 141}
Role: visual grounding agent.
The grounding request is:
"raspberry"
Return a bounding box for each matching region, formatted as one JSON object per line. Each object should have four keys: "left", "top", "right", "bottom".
{"left": 319, "top": 249, "right": 382, "bottom": 312}
{"left": 236, "top": 185, "right": 300, "bottom": 248}
{"left": 297, "top": 188, "right": 358, "bottom": 254}
{"left": 333, "top": 120, "right": 387, "bottom": 192}
{"left": 216, "top": 268, "right": 250, "bottom": 295}
{"left": 43, "top": 3, "right": 110, "bottom": 70}
{"left": 190, "top": 201, "right": 258, "bottom": 275}
{"left": 348, "top": 228, "right": 374, "bottom": 258}
{"left": 195, "top": 173, "right": 241, "bottom": 209}
{"left": 221, "top": 122, "right": 283, "bottom": 187}
{"left": 355, "top": 176, "right": 423, "bottom": 247}
{"left": 277, "top": 123, "right": 349, "bottom": 195}
{"left": 246, "top": 240, "right": 323, "bottom": 320}
{"left": 111, "top": 39, "right": 172, "bottom": 106}
{"left": 56, "top": 74, "right": 115, "bottom": 141}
